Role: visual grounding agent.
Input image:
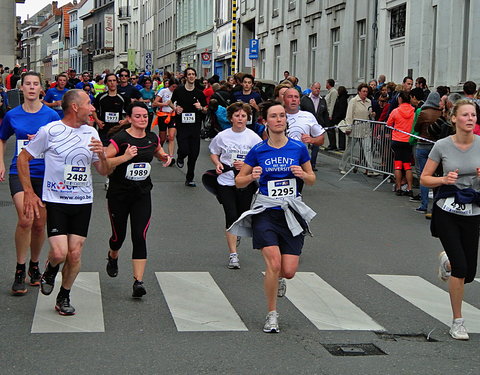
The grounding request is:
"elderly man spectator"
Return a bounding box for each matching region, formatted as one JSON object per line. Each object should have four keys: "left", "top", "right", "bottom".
{"left": 325, "top": 79, "right": 339, "bottom": 150}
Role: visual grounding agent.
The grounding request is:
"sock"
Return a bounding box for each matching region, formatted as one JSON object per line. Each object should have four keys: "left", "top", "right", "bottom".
{"left": 29, "top": 260, "right": 39, "bottom": 269}
{"left": 46, "top": 262, "right": 60, "bottom": 275}
{"left": 229, "top": 253, "right": 238, "bottom": 258}
{"left": 16, "top": 263, "right": 26, "bottom": 272}
{"left": 57, "top": 286, "right": 70, "bottom": 299}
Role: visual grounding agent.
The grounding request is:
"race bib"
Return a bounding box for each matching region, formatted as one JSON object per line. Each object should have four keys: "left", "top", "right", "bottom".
{"left": 267, "top": 178, "right": 297, "bottom": 199}
{"left": 230, "top": 151, "right": 247, "bottom": 164}
{"left": 182, "top": 113, "right": 195, "bottom": 123}
{"left": 125, "top": 162, "right": 151, "bottom": 181}
{"left": 17, "top": 140, "right": 44, "bottom": 159}
{"left": 442, "top": 197, "right": 473, "bottom": 215}
{"left": 64, "top": 165, "right": 90, "bottom": 186}
{"left": 105, "top": 112, "right": 120, "bottom": 123}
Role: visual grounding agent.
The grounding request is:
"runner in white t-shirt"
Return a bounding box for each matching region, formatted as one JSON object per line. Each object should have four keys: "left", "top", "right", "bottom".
{"left": 152, "top": 78, "right": 179, "bottom": 163}
{"left": 209, "top": 102, "right": 262, "bottom": 269}
{"left": 17, "top": 89, "right": 110, "bottom": 316}
{"left": 284, "top": 88, "right": 325, "bottom": 171}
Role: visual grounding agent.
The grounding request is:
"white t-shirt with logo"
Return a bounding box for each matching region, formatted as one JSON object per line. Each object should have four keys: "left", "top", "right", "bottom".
{"left": 286, "top": 110, "right": 325, "bottom": 143}
{"left": 156, "top": 88, "right": 174, "bottom": 113}
{"left": 25, "top": 121, "right": 100, "bottom": 204}
{"left": 209, "top": 128, "right": 262, "bottom": 186}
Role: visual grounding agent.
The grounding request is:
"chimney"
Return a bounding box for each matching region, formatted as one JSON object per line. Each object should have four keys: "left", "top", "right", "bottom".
{"left": 52, "top": 1, "right": 58, "bottom": 13}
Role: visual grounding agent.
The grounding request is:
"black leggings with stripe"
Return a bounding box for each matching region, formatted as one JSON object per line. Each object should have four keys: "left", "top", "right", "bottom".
{"left": 108, "top": 193, "right": 151, "bottom": 259}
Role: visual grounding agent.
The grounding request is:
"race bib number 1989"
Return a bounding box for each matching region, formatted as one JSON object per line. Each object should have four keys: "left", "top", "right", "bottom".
{"left": 125, "top": 162, "right": 151, "bottom": 181}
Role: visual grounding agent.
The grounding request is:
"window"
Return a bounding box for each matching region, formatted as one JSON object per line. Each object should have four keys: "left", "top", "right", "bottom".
{"left": 330, "top": 27, "right": 340, "bottom": 80}
{"left": 357, "top": 20, "right": 366, "bottom": 80}
{"left": 390, "top": 4, "right": 406, "bottom": 39}
{"left": 290, "top": 40, "right": 297, "bottom": 76}
{"left": 123, "top": 24, "right": 128, "bottom": 51}
{"left": 260, "top": 48, "right": 265, "bottom": 78}
{"left": 308, "top": 34, "right": 317, "bottom": 84}
{"left": 272, "top": 0, "right": 279, "bottom": 17}
{"left": 274, "top": 44, "right": 280, "bottom": 81}
{"left": 258, "top": 0, "right": 264, "bottom": 23}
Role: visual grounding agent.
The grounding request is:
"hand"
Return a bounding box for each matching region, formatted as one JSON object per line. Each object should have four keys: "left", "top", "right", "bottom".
{"left": 193, "top": 100, "right": 202, "bottom": 110}
{"left": 89, "top": 137, "right": 105, "bottom": 158}
{"left": 119, "top": 119, "right": 129, "bottom": 126}
{"left": 215, "top": 163, "right": 224, "bottom": 174}
{"left": 96, "top": 120, "right": 105, "bottom": 129}
{"left": 252, "top": 166, "right": 262, "bottom": 179}
{"left": 0, "top": 162, "right": 5, "bottom": 182}
{"left": 175, "top": 105, "right": 183, "bottom": 115}
{"left": 301, "top": 134, "right": 312, "bottom": 144}
{"left": 23, "top": 190, "right": 44, "bottom": 220}
{"left": 233, "top": 160, "right": 244, "bottom": 171}
{"left": 160, "top": 154, "right": 172, "bottom": 167}
{"left": 290, "top": 165, "right": 305, "bottom": 179}
{"left": 443, "top": 169, "right": 458, "bottom": 185}
{"left": 124, "top": 144, "right": 138, "bottom": 160}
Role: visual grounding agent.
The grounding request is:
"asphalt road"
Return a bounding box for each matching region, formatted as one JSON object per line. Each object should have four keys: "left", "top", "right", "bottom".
{"left": 1, "top": 139, "right": 479, "bottom": 375}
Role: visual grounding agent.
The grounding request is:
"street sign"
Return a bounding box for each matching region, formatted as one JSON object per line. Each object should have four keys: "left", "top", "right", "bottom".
{"left": 249, "top": 39, "right": 259, "bottom": 60}
{"left": 201, "top": 52, "right": 211, "bottom": 66}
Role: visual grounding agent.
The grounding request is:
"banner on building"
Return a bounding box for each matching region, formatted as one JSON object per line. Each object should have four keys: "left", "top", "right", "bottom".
{"left": 144, "top": 50, "right": 153, "bottom": 72}
{"left": 128, "top": 49, "right": 136, "bottom": 71}
{"left": 104, "top": 14, "right": 114, "bottom": 49}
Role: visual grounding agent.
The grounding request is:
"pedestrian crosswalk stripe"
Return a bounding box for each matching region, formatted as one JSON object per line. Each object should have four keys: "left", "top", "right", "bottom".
{"left": 31, "top": 272, "right": 105, "bottom": 333}
{"left": 284, "top": 272, "right": 385, "bottom": 331}
{"left": 155, "top": 272, "right": 248, "bottom": 332}
{"left": 369, "top": 274, "right": 480, "bottom": 333}
{"left": 475, "top": 278, "right": 480, "bottom": 283}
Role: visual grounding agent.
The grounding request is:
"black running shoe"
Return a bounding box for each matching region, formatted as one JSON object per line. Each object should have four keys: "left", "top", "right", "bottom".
{"left": 185, "top": 181, "right": 196, "bottom": 187}
{"left": 176, "top": 158, "right": 184, "bottom": 168}
{"left": 132, "top": 280, "right": 146, "bottom": 298}
{"left": 28, "top": 265, "right": 41, "bottom": 286}
{"left": 40, "top": 269, "right": 57, "bottom": 296}
{"left": 11, "top": 270, "right": 27, "bottom": 296}
{"left": 55, "top": 296, "right": 76, "bottom": 315}
{"left": 106, "top": 253, "right": 118, "bottom": 277}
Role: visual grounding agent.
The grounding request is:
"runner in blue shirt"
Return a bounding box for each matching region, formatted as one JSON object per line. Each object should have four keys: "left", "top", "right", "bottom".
{"left": 235, "top": 101, "right": 315, "bottom": 333}
{"left": 42, "top": 73, "right": 69, "bottom": 118}
{"left": 0, "top": 71, "right": 60, "bottom": 296}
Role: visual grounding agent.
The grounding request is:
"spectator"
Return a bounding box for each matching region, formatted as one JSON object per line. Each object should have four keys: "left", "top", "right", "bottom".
{"left": 273, "top": 84, "right": 290, "bottom": 106}
{"left": 415, "top": 77, "right": 430, "bottom": 101}
{"left": 387, "top": 91, "right": 415, "bottom": 197}
{"left": 325, "top": 79, "right": 339, "bottom": 150}
{"left": 331, "top": 86, "right": 349, "bottom": 150}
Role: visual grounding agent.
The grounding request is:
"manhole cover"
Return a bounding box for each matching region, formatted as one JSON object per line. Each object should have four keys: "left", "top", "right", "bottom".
{"left": 376, "top": 332, "right": 438, "bottom": 342}
{"left": 323, "top": 343, "right": 387, "bottom": 356}
{"left": 0, "top": 200, "right": 14, "bottom": 207}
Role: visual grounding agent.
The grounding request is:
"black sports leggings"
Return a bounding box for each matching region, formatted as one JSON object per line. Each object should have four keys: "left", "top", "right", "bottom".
{"left": 108, "top": 193, "right": 151, "bottom": 259}
{"left": 217, "top": 184, "right": 256, "bottom": 228}
{"left": 434, "top": 205, "right": 480, "bottom": 283}
{"left": 176, "top": 124, "right": 201, "bottom": 182}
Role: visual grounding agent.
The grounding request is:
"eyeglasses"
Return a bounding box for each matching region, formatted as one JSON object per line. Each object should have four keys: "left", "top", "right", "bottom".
{"left": 120, "top": 74, "right": 129, "bottom": 77}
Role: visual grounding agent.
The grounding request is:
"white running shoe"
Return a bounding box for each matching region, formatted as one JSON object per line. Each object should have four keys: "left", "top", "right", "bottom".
{"left": 228, "top": 253, "right": 240, "bottom": 269}
{"left": 450, "top": 318, "right": 469, "bottom": 340}
{"left": 277, "top": 278, "right": 287, "bottom": 297}
{"left": 263, "top": 311, "right": 280, "bottom": 333}
{"left": 438, "top": 251, "right": 451, "bottom": 282}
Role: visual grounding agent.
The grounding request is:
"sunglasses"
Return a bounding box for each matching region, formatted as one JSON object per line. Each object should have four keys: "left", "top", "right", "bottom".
{"left": 120, "top": 74, "right": 129, "bottom": 77}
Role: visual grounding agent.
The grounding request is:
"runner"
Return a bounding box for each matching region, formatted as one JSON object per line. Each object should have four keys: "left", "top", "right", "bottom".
{"left": 420, "top": 99, "right": 480, "bottom": 340}
{"left": 42, "top": 73, "right": 69, "bottom": 118}
{"left": 230, "top": 101, "right": 316, "bottom": 333}
{"left": 152, "top": 78, "right": 179, "bottom": 162}
{"left": 17, "top": 89, "right": 110, "bottom": 315}
{"left": 0, "top": 72, "right": 60, "bottom": 296}
{"left": 170, "top": 68, "right": 208, "bottom": 186}
{"left": 92, "top": 73, "right": 130, "bottom": 146}
{"left": 209, "top": 102, "right": 262, "bottom": 269}
{"left": 104, "top": 102, "right": 172, "bottom": 297}
{"left": 139, "top": 77, "right": 156, "bottom": 131}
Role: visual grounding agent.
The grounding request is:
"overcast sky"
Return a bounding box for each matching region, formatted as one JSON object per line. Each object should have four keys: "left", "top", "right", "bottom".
{"left": 16, "top": 0, "right": 72, "bottom": 22}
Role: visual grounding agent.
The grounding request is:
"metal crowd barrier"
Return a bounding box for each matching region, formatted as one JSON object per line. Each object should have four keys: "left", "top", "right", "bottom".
{"left": 334, "top": 119, "right": 435, "bottom": 191}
